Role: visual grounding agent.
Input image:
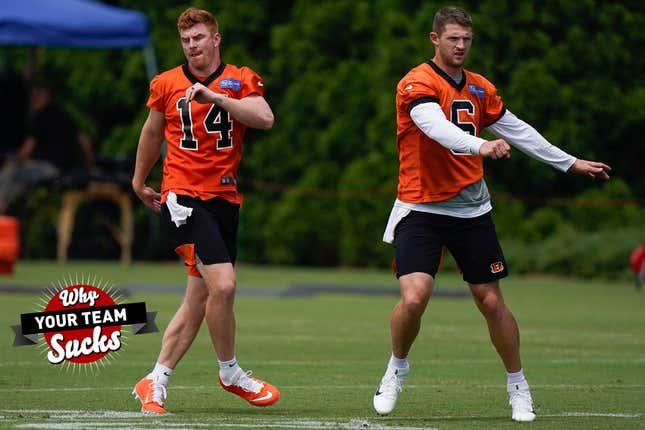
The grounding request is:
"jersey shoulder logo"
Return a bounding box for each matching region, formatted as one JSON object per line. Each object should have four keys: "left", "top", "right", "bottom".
{"left": 220, "top": 78, "right": 241, "bottom": 91}
{"left": 468, "top": 83, "right": 485, "bottom": 99}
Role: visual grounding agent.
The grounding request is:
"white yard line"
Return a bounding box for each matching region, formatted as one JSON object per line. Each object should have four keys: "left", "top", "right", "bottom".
{"left": 2, "top": 383, "right": 645, "bottom": 393}
{"left": 555, "top": 412, "right": 642, "bottom": 418}
{"left": 1, "top": 409, "right": 642, "bottom": 430}
{"left": 3, "top": 414, "right": 437, "bottom": 430}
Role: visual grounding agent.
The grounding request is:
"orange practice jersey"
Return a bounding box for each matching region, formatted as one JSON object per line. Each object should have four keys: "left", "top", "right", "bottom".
{"left": 395, "top": 60, "right": 505, "bottom": 203}
{"left": 147, "top": 63, "right": 264, "bottom": 205}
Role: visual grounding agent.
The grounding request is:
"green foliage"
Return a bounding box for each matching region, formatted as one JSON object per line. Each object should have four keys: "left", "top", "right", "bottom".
{"left": 6, "top": 0, "right": 643, "bottom": 276}
{"left": 22, "top": 188, "right": 60, "bottom": 259}
{"left": 505, "top": 227, "right": 644, "bottom": 279}
{"left": 262, "top": 162, "right": 342, "bottom": 265}
{"left": 490, "top": 195, "right": 528, "bottom": 239}
{"left": 565, "top": 179, "right": 642, "bottom": 230}
{"left": 496, "top": 178, "right": 645, "bottom": 278}
{"left": 519, "top": 206, "right": 571, "bottom": 244}
{"left": 337, "top": 152, "right": 397, "bottom": 267}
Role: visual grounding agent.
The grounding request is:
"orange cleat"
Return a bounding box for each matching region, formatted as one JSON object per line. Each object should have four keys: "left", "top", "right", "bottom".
{"left": 219, "top": 371, "right": 280, "bottom": 407}
{"left": 132, "top": 377, "right": 167, "bottom": 415}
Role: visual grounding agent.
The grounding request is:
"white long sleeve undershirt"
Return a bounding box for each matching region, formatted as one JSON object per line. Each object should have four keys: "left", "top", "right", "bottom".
{"left": 410, "top": 101, "right": 576, "bottom": 171}
{"left": 487, "top": 109, "right": 576, "bottom": 172}
{"left": 409, "top": 102, "right": 484, "bottom": 155}
{"left": 384, "top": 102, "right": 579, "bottom": 239}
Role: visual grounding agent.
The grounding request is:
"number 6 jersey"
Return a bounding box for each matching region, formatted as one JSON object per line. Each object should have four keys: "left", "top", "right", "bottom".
{"left": 395, "top": 60, "right": 505, "bottom": 204}
{"left": 147, "top": 62, "right": 264, "bottom": 205}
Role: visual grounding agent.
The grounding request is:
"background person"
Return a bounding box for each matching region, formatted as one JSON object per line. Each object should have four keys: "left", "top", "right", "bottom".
{"left": 629, "top": 244, "right": 645, "bottom": 290}
{"left": 0, "top": 68, "right": 28, "bottom": 161}
{"left": 0, "top": 81, "right": 94, "bottom": 214}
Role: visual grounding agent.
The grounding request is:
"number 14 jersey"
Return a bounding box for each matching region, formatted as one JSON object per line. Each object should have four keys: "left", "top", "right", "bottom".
{"left": 147, "top": 62, "right": 264, "bottom": 205}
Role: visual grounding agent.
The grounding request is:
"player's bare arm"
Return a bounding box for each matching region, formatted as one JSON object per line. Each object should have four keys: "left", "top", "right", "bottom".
{"left": 132, "top": 109, "right": 164, "bottom": 213}
{"left": 187, "top": 83, "right": 274, "bottom": 130}
{"left": 567, "top": 159, "right": 611, "bottom": 180}
{"left": 479, "top": 139, "right": 511, "bottom": 160}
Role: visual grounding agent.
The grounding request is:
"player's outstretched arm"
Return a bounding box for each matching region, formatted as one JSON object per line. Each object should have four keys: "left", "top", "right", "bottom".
{"left": 567, "top": 159, "right": 611, "bottom": 180}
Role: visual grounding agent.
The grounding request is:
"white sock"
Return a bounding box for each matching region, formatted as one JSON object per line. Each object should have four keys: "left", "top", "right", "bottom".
{"left": 218, "top": 356, "right": 243, "bottom": 385}
{"left": 147, "top": 362, "right": 173, "bottom": 386}
{"left": 388, "top": 352, "right": 409, "bottom": 370}
{"left": 506, "top": 369, "right": 526, "bottom": 386}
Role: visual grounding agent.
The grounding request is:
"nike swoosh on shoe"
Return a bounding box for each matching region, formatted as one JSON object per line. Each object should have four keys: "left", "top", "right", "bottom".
{"left": 251, "top": 392, "right": 273, "bottom": 403}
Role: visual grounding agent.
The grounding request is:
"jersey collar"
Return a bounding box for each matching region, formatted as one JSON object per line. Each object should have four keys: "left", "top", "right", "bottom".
{"left": 182, "top": 62, "right": 227, "bottom": 87}
{"left": 426, "top": 60, "right": 466, "bottom": 91}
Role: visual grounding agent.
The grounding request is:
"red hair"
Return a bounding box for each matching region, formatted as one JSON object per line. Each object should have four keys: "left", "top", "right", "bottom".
{"left": 177, "top": 7, "right": 218, "bottom": 34}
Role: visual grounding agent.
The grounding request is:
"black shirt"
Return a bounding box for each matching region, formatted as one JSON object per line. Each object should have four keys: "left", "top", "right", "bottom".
{"left": 30, "top": 103, "right": 79, "bottom": 170}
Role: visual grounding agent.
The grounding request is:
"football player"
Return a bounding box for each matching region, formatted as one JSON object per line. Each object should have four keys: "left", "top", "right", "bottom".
{"left": 373, "top": 6, "right": 610, "bottom": 422}
{"left": 131, "top": 7, "right": 279, "bottom": 414}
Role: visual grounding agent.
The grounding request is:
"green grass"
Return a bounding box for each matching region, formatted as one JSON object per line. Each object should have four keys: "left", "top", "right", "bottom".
{"left": 0, "top": 261, "right": 644, "bottom": 429}
{"left": 1, "top": 260, "right": 404, "bottom": 289}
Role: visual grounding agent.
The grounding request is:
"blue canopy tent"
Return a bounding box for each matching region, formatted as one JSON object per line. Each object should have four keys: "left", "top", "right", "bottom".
{"left": 0, "top": 0, "right": 158, "bottom": 264}
{"left": 0, "top": 0, "right": 156, "bottom": 79}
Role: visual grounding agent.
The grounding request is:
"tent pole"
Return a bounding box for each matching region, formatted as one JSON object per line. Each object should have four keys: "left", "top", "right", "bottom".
{"left": 142, "top": 42, "right": 165, "bottom": 159}
{"left": 24, "top": 47, "right": 38, "bottom": 81}
{"left": 143, "top": 43, "right": 157, "bottom": 81}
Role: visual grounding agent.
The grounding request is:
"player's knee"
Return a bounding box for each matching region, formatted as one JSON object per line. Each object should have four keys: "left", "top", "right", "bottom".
{"left": 477, "top": 293, "right": 504, "bottom": 318}
{"left": 402, "top": 297, "right": 427, "bottom": 315}
{"left": 400, "top": 276, "right": 432, "bottom": 312}
{"left": 401, "top": 290, "right": 430, "bottom": 316}
{"left": 208, "top": 277, "right": 236, "bottom": 300}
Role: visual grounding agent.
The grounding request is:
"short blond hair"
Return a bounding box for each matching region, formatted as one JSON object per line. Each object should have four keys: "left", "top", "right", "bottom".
{"left": 177, "top": 7, "right": 218, "bottom": 34}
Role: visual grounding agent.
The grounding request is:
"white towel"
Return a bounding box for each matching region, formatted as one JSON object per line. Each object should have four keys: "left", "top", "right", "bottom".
{"left": 166, "top": 191, "right": 193, "bottom": 227}
{"left": 382, "top": 204, "right": 411, "bottom": 244}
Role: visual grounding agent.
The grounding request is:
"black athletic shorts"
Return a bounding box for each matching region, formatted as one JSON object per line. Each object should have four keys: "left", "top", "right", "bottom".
{"left": 394, "top": 210, "right": 508, "bottom": 284}
{"left": 161, "top": 195, "right": 239, "bottom": 276}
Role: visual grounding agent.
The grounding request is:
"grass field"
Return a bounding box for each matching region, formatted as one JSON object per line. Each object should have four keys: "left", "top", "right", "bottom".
{"left": 0, "top": 261, "right": 644, "bottom": 430}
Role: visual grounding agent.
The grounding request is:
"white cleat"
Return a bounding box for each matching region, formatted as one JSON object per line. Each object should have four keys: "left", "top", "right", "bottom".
{"left": 508, "top": 380, "right": 536, "bottom": 422}
{"left": 373, "top": 366, "right": 409, "bottom": 416}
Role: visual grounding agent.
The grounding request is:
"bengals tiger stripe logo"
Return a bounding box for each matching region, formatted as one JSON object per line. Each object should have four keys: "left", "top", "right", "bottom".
{"left": 490, "top": 261, "right": 505, "bottom": 274}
